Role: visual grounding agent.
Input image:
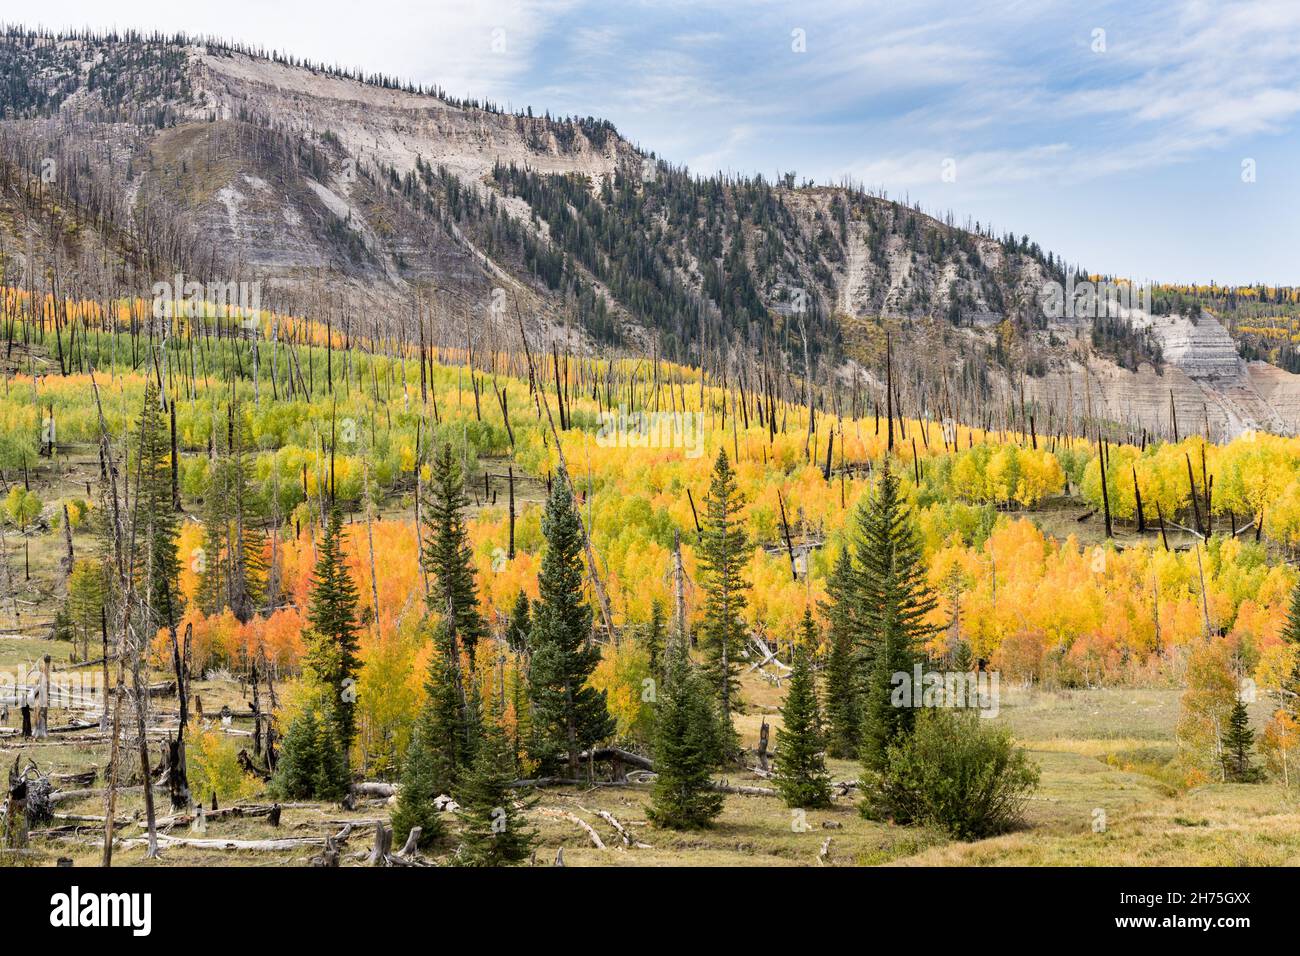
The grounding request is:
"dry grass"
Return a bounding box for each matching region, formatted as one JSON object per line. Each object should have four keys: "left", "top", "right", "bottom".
{"left": 6, "top": 670, "right": 1297, "bottom": 867}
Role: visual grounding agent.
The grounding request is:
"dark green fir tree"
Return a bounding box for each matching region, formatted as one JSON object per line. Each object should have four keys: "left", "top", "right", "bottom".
{"left": 647, "top": 638, "right": 724, "bottom": 830}
{"left": 821, "top": 545, "right": 861, "bottom": 759}
{"left": 774, "top": 610, "right": 832, "bottom": 809}
{"left": 857, "top": 464, "right": 937, "bottom": 774}
{"left": 421, "top": 444, "right": 488, "bottom": 664}
{"left": 451, "top": 703, "right": 536, "bottom": 866}
{"left": 527, "top": 469, "right": 614, "bottom": 777}
{"left": 505, "top": 591, "right": 531, "bottom": 655}
{"left": 1221, "top": 694, "right": 1261, "bottom": 783}
{"left": 696, "top": 449, "right": 752, "bottom": 757}
{"left": 302, "top": 502, "right": 362, "bottom": 778}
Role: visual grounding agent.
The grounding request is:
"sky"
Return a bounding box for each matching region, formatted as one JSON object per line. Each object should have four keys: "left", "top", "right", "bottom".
{"left": 9, "top": 0, "right": 1300, "bottom": 284}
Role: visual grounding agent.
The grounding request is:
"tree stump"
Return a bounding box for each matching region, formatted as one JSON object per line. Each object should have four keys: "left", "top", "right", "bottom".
{"left": 367, "top": 823, "right": 392, "bottom": 866}
{"left": 312, "top": 836, "right": 340, "bottom": 867}
{"left": 397, "top": 827, "right": 421, "bottom": 856}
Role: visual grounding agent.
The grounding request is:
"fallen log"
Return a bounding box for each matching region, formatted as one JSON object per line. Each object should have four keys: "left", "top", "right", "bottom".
{"left": 710, "top": 781, "right": 776, "bottom": 796}
{"left": 577, "top": 747, "right": 654, "bottom": 771}
{"left": 537, "top": 808, "right": 606, "bottom": 849}
{"left": 588, "top": 808, "right": 650, "bottom": 848}
{"left": 119, "top": 833, "right": 327, "bottom": 851}
{"left": 46, "top": 720, "right": 99, "bottom": 735}
{"left": 150, "top": 804, "right": 278, "bottom": 829}
{"left": 350, "top": 781, "right": 397, "bottom": 798}
{"left": 51, "top": 783, "right": 168, "bottom": 805}
{"left": 50, "top": 770, "right": 97, "bottom": 788}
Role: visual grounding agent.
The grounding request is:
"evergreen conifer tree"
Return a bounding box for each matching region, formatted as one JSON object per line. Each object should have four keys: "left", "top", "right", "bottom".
{"left": 303, "top": 503, "right": 362, "bottom": 775}
{"left": 506, "top": 591, "right": 531, "bottom": 655}
{"left": 133, "top": 383, "right": 182, "bottom": 634}
{"left": 696, "top": 449, "right": 752, "bottom": 755}
{"left": 645, "top": 598, "right": 667, "bottom": 680}
{"left": 528, "top": 469, "right": 614, "bottom": 777}
{"left": 774, "top": 610, "right": 832, "bottom": 809}
{"left": 421, "top": 444, "right": 488, "bottom": 664}
{"left": 272, "top": 704, "right": 332, "bottom": 799}
{"left": 647, "top": 637, "right": 724, "bottom": 829}
{"left": 415, "top": 618, "right": 475, "bottom": 798}
{"left": 451, "top": 703, "right": 536, "bottom": 866}
{"left": 857, "top": 464, "right": 937, "bottom": 773}
{"left": 1221, "top": 695, "right": 1261, "bottom": 783}
{"left": 822, "top": 546, "right": 861, "bottom": 759}
{"left": 390, "top": 719, "right": 446, "bottom": 850}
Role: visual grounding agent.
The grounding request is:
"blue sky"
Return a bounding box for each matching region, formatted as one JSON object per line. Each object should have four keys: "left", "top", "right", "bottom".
{"left": 19, "top": 0, "right": 1300, "bottom": 284}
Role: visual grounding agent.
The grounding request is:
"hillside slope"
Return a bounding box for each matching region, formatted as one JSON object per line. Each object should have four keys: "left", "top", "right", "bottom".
{"left": 3, "top": 28, "right": 1299, "bottom": 438}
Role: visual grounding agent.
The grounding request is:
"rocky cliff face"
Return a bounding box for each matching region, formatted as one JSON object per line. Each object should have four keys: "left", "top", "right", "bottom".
{"left": 1017, "top": 311, "right": 1300, "bottom": 440}
{"left": 4, "top": 31, "right": 1300, "bottom": 436}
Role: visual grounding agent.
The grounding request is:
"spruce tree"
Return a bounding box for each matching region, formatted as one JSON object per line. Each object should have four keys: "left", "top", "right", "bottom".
{"left": 696, "top": 449, "right": 752, "bottom": 754}
{"left": 421, "top": 444, "right": 488, "bottom": 664}
{"left": 857, "top": 464, "right": 937, "bottom": 773}
{"left": 822, "top": 546, "right": 861, "bottom": 759}
{"left": 390, "top": 720, "right": 446, "bottom": 850}
{"left": 528, "top": 469, "right": 614, "bottom": 778}
{"left": 505, "top": 591, "right": 531, "bottom": 655}
{"left": 303, "top": 503, "right": 362, "bottom": 776}
{"left": 1221, "top": 695, "right": 1261, "bottom": 783}
{"left": 196, "top": 397, "right": 266, "bottom": 622}
{"left": 644, "top": 598, "right": 667, "bottom": 681}
{"left": 413, "top": 618, "right": 474, "bottom": 799}
{"left": 647, "top": 637, "right": 724, "bottom": 829}
{"left": 451, "top": 703, "right": 536, "bottom": 866}
{"left": 775, "top": 610, "right": 832, "bottom": 809}
{"left": 133, "top": 383, "right": 182, "bottom": 634}
{"left": 271, "top": 702, "right": 325, "bottom": 801}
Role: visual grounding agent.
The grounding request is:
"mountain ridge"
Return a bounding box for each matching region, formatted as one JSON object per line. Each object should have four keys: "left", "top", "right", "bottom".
{"left": 4, "top": 27, "right": 1300, "bottom": 440}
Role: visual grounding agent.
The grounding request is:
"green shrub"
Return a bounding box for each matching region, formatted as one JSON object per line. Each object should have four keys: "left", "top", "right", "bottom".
{"left": 187, "top": 729, "right": 260, "bottom": 804}
{"left": 862, "top": 708, "right": 1039, "bottom": 840}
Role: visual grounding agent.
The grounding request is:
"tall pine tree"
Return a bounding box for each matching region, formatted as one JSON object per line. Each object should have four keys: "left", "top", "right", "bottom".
{"left": 1221, "top": 694, "right": 1261, "bottom": 783}
{"left": 644, "top": 598, "right": 667, "bottom": 682}
{"left": 505, "top": 591, "right": 531, "bottom": 655}
{"left": 821, "top": 546, "right": 861, "bottom": 759}
{"left": 451, "top": 701, "right": 535, "bottom": 866}
{"left": 857, "top": 464, "right": 937, "bottom": 773}
{"left": 132, "top": 382, "right": 182, "bottom": 635}
{"left": 647, "top": 636, "right": 724, "bottom": 829}
{"left": 775, "top": 610, "right": 832, "bottom": 809}
{"left": 421, "top": 444, "right": 488, "bottom": 664}
{"left": 696, "top": 449, "right": 752, "bottom": 755}
{"left": 527, "top": 468, "right": 614, "bottom": 778}
{"left": 391, "top": 615, "right": 478, "bottom": 851}
{"left": 302, "top": 503, "right": 362, "bottom": 779}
